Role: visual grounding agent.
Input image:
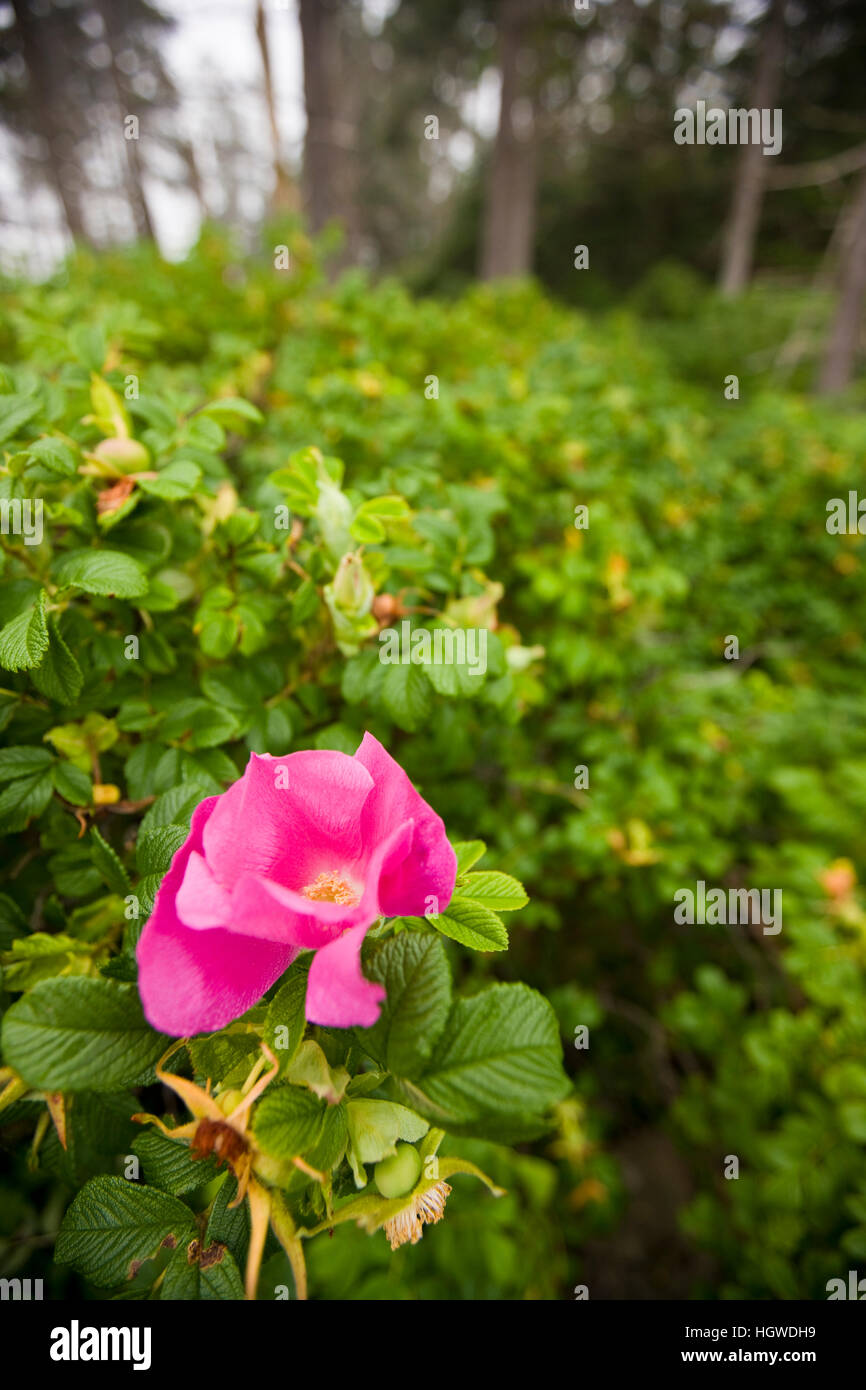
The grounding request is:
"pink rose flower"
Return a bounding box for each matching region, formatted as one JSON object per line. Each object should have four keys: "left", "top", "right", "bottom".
{"left": 137, "top": 732, "right": 456, "bottom": 1037}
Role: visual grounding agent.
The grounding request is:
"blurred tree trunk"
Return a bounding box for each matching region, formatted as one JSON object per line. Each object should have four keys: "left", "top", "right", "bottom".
{"left": 10, "top": 0, "right": 88, "bottom": 243}
{"left": 298, "top": 0, "right": 361, "bottom": 264}
{"left": 816, "top": 168, "right": 866, "bottom": 394}
{"left": 215, "top": 106, "right": 245, "bottom": 230}
{"left": 718, "top": 0, "right": 786, "bottom": 297}
{"left": 176, "top": 138, "right": 211, "bottom": 223}
{"left": 479, "top": 0, "right": 541, "bottom": 281}
{"left": 255, "top": 0, "right": 300, "bottom": 214}
{"left": 95, "top": 0, "right": 156, "bottom": 242}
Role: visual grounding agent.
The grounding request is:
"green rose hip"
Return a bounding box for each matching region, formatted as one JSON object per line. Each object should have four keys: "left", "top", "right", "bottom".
{"left": 374, "top": 1143, "right": 422, "bottom": 1199}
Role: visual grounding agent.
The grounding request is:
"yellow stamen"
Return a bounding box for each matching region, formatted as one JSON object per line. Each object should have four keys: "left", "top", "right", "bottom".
{"left": 301, "top": 870, "right": 360, "bottom": 906}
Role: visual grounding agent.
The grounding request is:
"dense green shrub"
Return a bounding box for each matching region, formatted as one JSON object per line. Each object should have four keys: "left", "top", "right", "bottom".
{"left": 1, "top": 228, "right": 865, "bottom": 1298}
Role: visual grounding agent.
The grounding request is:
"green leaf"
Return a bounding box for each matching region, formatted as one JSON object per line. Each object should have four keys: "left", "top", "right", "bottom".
{"left": 269, "top": 447, "right": 321, "bottom": 515}
{"left": 265, "top": 966, "right": 308, "bottom": 1070}
{"left": 433, "top": 898, "right": 509, "bottom": 952}
{"left": 282, "top": 1101, "right": 349, "bottom": 1195}
{"left": 284, "top": 1040, "right": 349, "bottom": 1104}
{"left": 0, "top": 393, "right": 41, "bottom": 444}
{"left": 49, "top": 844, "right": 102, "bottom": 898}
{"left": 52, "top": 761, "right": 93, "bottom": 806}
{"left": 53, "top": 548, "right": 149, "bottom": 599}
{"left": 345, "top": 1097, "right": 428, "bottom": 1186}
{"left": 188, "top": 1032, "right": 261, "bottom": 1087}
{"left": 0, "top": 892, "right": 27, "bottom": 950}
{"left": 346, "top": 1070, "right": 387, "bottom": 1097}
{"left": 357, "top": 932, "right": 451, "bottom": 1074}
{"left": 1, "top": 932, "right": 94, "bottom": 991}
{"left": 1, "top": 977, "right": 167, "bottom": 1091}
{"left": 25, "top": 438, "right": 78, "bottom": 478}
{"left": 0, "top": 577, "right": 40, "bottom": 626}
{"left": 290, "top": 578, "right": 319, "bottom": 627}
{"left": 252, "top": 1084, "right": 328, "bottom": 1161}
{"left": 247, "top": 703, "right": 294, "bottom": 755}
{"left": 0, "top": 394, "right": 41, "bottom": 442}
{"left": 186, "top": 415, "right": 224, "bottom": 449}
{"left": 345, "top": 1098, "right": 428, "bottom": 1162}
{"left": 185, "top": 705, "right": 240, "bottom": 750}
{"left": 89, "top": 374, "right": 132, "bottom": 437}
{"left": 100, "top": 953, "right": 139, "bottom": 984}
{"left": 161, "top": 1241, "right": 245, "bottom": 1300}
{"left": 0, "top": 589, "right": 49, "bottom": 671}
{"left": 349, "top": 511, "right": 385, "bottom": 544}
{"left": 56, "top": 1175, "right": 196, "bottom": 1287}
{"left": 453, "top": 870, "right": 528, "bottom": 912}
{"left": 91, "top": 828, "right": 131, "bottom": 893}
{"left": 139, "top": 781, "right": 211, "bottom": 834}
{"left": 160, "top": 698, "right": 238, "bottom": 749}
{"left": 136, "top": 825, "right": 188, "bottom": 876}
{"left": 341, "top": 650, "right": 381, "bottom": 704}
{"left": 137, "top": 461, "right": 202, "bottom": 501}
{"left": 30, "top": 623, "right": 84, "bottom": 704}
{"left": 41, "top": 1090, "right": 138, "bottom": 1188}
{"left": 0, "top": 768, "right": 54, "bottom": 832}
{"left": 197, "top": 397, "right": 264, "bottom": 431}
{"left": 381, "top": 661, "right": 433, "bottom": 731}
{"left": 423, "top": 651, "right": 485, "bottom": 698}
{"left": 0, "top": 746, "right": 53, "bottom": 782}
{"left": 218, "top": 510, "right": 259, "bottom": 547}
{"left": 45, "top": 712, "right": 117, "bottom": 771}
{"left": 206, "top": 1177, "right": 249, "bottom": 1268}
{"left": 133, "top": 1128, "right": 219, "bottom": 1195}
{"left": 840, "top": 1102, "right": 866, "bottom": 1143}
{"left": 198, "top": 611, "right": 238, "bottom": 659}
{"left": 451, "top": 840, "right": 486, "bottom": 874}
{"left": 350, "top": 495, "right": 410, "bottom": 544}
{"left": 402, "top": 983, "right": 571, "bottom": 1136}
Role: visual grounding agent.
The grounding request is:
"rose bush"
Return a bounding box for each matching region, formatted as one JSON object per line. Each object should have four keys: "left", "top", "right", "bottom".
{"left": 2, "top": 229, "right": 866, "bottom": 1299}
{"left": 0, "top": 232, "right": 574, "bottom": 1299}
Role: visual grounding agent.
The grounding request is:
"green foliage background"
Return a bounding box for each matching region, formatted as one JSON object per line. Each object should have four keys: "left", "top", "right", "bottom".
{"left": 1, "top": 226, "right": 865, "bottom": 1300}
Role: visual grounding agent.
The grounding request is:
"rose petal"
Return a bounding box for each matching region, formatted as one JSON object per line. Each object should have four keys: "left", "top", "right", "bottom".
{"left": 305, "top": 922, "right": 386, "bottom": 1028}
{"left": 354, "top": 731, "right": 457, "bottom": 916}
{"left": 229, "top": 873, "right": 360, "bottom": 947}
{"left": 137, "top": 798, "right": 295, "bottom": 1035}
{"left": 175, "top": 850, "right": 232, "bottom": 929}
{"left": 227, "top": 818, "right": 416, "bottom": 945}
{"left": 202, "top": 749, "right": 375, "bottom": 891}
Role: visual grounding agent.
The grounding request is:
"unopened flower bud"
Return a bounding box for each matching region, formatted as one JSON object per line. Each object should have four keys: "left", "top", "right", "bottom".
{"left": 331, "top": 551, "right": 374, "bottom": 616}
{"left": 93, "top": 437, "right": 151, "bottom": 474}
{"left": 93, "top": 783, "right": 120, "bottom": 805}
{"left": 372, "top": 592, "right": 403, "bottom": 622}
{"left": 315, "top": 477, "right": 353, "bottom": 560}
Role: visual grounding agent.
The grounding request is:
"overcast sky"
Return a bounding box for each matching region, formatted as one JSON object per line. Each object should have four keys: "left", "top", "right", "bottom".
{"left": 154, "top": 0, "right": 307, "bottom": 257}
